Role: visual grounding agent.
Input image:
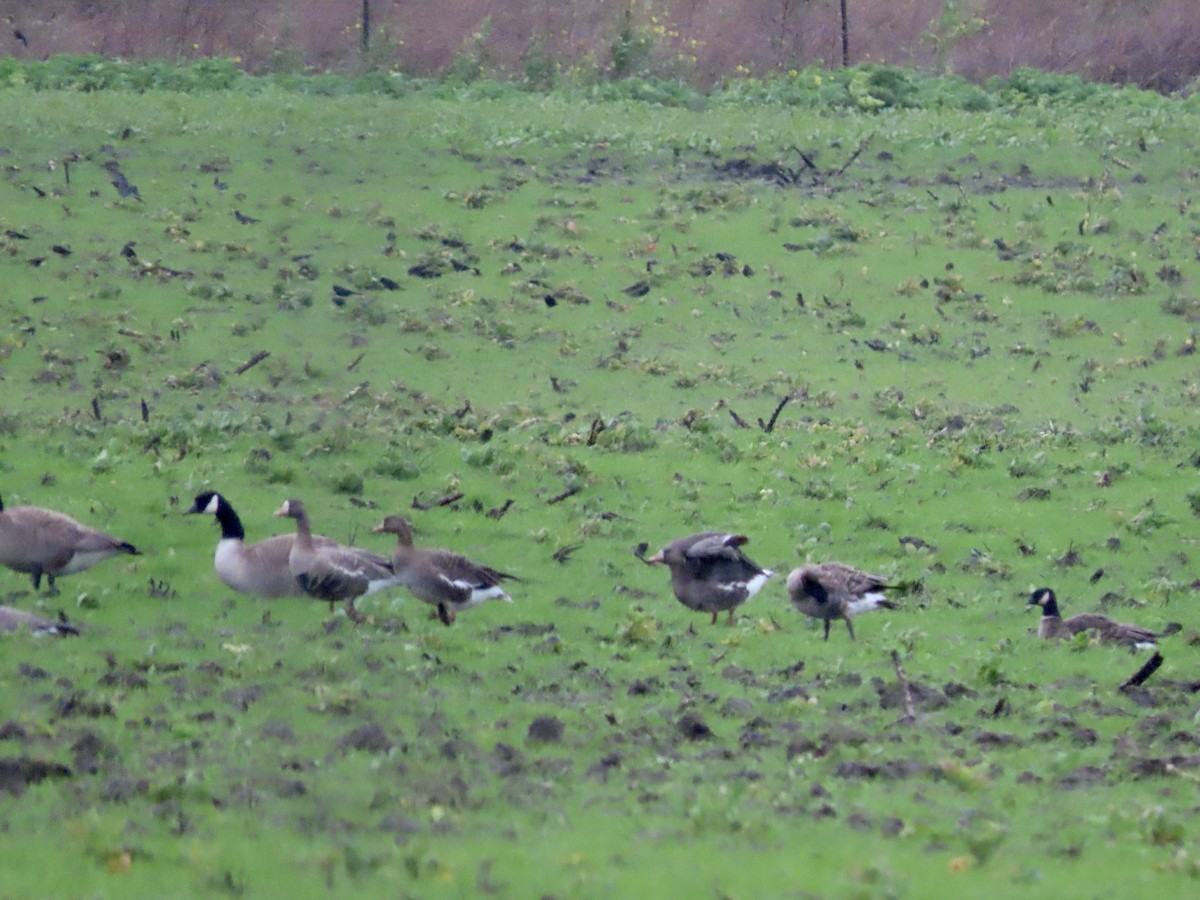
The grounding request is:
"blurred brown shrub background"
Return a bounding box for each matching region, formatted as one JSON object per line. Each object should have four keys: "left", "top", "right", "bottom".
{"left": 2, "top": 1, "right": 1196, "bottom": 90}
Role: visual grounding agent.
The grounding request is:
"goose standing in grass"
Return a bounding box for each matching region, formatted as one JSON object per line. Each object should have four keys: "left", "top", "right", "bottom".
{"left": 373, "top": 515, "right": 515, "bottom": 626}
{"left": 641, "top": 532, "right": 773, "bottom": 625}
{"left": 0, "top": 494, "right": 139, "bottom": 595}
{"left": 786, "top": 562, "right": 898, "bottom": 641}
{"left": 1028, "top": 587, "right": 1181, "bottom": 649}
{"left": 0, "top": 605, "right": 79, "bottom": 637}
{"left": 186, "top": 491, "right": 339, "bottom": 598}
{"left": 274, "top": 499, "right": 397, "bottom": 621}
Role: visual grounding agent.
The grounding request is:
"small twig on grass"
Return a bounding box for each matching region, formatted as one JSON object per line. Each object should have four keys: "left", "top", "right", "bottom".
{"left": 586, "top": 417, "right": 606, "bottom": 446}
{"left": 552, "top": 543, "right": 583, "bottom": 564}
{"left": 758, "top": 395, "right": 791, "bottom": 433}
{"left": 411, "top": 491, "right": 464, "bottom": 511}
{"left": 346, "top": 352, "right": 366, "bottom": 372}
{"left": 1120, "top": 652, "right": 1164, "bottom": 691}
{"left": 726, "top": 406, "right": 750, "bottom": 429}
{"left": 486, "top": 499, "right": 514, "bottom": 520}
{"left": 891, "top": 649, "right": 917, "bottom": 725}
{"left": 234, "top": 350, "right": 270, "bottom": 375}
{"left": 785, "top": 146, "right": 819, "bottom": 174}
{"left": 547, "top": 485, "right": 581, "bottom": 505}
{"left": 834, "top": 138, "right": 870, "bottom": 176}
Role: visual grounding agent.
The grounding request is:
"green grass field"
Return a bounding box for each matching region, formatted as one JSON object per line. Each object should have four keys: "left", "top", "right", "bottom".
{"left": 1, "top": 63, "right": 1199, "bottom": 896}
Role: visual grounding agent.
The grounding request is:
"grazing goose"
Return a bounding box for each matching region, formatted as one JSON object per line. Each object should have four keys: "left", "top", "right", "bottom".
{"left": 786, "top": 562, "right": 897, "bottom": 641}
{"left": 373, "top": 515, "right": 515, "bottom": 626}
{"left": 643, "top": 532, "right": 773, "bottom": 625}
{"left": 274, "top": 499, "right": 396, "bottom": 620}
{"left": 0, "top": 495, "right": 139, "bottom": 595}
{"left": 1028, "top": 587, "right": 1181, "bottom": 649}
{"left": 185, "top": 491, "right": 338, "bottom": 598}
{"left": 0, "top": 606, "right": 79, "bottom": 637}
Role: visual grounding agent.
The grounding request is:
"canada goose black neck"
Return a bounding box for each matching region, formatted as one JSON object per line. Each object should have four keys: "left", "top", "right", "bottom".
{"left": 1030, "top": 588, "right": 1060, "bottom": 618}
{"left": 211, "top": 495, "right": 245, "bottom": 541}
{"left": 189, "top": 492, "right": 245, "bottom": 541}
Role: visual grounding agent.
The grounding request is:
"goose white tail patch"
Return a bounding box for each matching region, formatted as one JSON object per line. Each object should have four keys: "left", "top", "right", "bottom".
{"left": 846, "top": 592, "right": 888, "bottom": 617}
{"left": 59, "top": 550, "right": 123, "bottom": 575}
{"left": 744, "top": 570, "right": 774, "bottom": 599}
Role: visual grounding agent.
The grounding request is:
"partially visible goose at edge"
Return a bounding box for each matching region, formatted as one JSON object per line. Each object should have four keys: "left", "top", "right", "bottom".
{"left": 0, "top": 494, "right": 139, "bottom": 595}
{"left": 641, "top": 531, "right": 773, "bottom": 625}
{"left": 1028, "top": 587, "right": 1181, "bottom": 649}
{"left": 373, "top": 515, "right": 516, "bottom": 626}
{"left": 186, "top": 491, "right": 338, "bottom": 598}
{"left": 275, "top": 499, "right": 397, "bottom": 621}
{"left": 786, "top": 562, "right": 898, "bottom": 641}
{"left": 0, "top": 605, "right": 79, "bottom": 637}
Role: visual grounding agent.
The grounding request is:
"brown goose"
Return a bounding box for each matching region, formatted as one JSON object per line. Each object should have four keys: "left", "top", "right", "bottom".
{"left": 0, "top": 605, "right": 79, "bottom": 637}
{"left": 642, "top": 532, "right": 773, "bottom": 625}
{"left": 373, "top": 515, "right": 515, "bottom": 626}
{"left": 0, "top": 494, "right": 139, "bottom": 594}
{"left": 1028, "top": 587, "right": 1180, "bottom": 649}
{"left": 786, "top": 562, "right": 898, "bottom": 641}
{"left": 186, "top": 491, "right": 338, "bottom": 598}
{"left": 274, "top": 499, "right": 397, "bottom": 620}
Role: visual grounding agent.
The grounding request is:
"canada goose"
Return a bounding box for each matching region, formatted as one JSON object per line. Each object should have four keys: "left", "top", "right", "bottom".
{"left": 0, "top": 495, "right": 139, "bottom": 594}
{"left": 1027, "top": 587, "right": 1181, "bottom": 649}
{"left": 274, "top": 499, "right": 396, "bottom": 620}
{"left": 185, "top": 491, "right": 338, "bottom": 598}
{"left": 642, "top": 532, "right": 773, "bottom": 625}
{"left": 372, "top": 515, "right": 515, "bottom": 626}
{"left": 0, "top": 606, "right": 79, "bottom": 637}
{"left": 786, "top": 562, "right": 898, "bottom": 641}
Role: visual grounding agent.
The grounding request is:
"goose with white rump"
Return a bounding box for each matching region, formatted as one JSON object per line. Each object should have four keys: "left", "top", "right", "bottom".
{"left": 0, "top": 494, "right": 139, "bottom": 595}
{"left": 786, "top": 562, "right": 898, "bottom": 641}
{"left": 274, "top": 498, "right": 397, "bottom": 620}
{"left": 0, "top": 605, "right": 79, "bottom": 637}
{"left": 186, "top": 490, "right": 338, "bottom": 598}
{"left": 373, "top": 515, "right": 516, "bottom": 626}
{"left": 1028, "top": 587, "right": 1180, "bottom": 649}
{"left": 639, "top": 531, "right": 773, "bottom": 625}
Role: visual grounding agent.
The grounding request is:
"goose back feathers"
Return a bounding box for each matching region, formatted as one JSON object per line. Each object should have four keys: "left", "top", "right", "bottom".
{"left": 275, "top": 499, "right": 396, "bottom": 617}
{"left": 0, "top": 605, "right": 79, "bottom": 637}
{"left": 0, "top": 495, "right": 139, "bottom": 594}
{"left": 186, "top": 491, "right": 337, "bottom": 598}
{"left": 645, "top": 531, "right": 773, "bottom": 625}
{"left": 373, "top": 515, "right": 514, "bottom": 626}
{"left": 1028, "top": 587, "right": 1180, "bottom": 649}
{"left": 787, "top": 562, "right": 897, "bottom": 640}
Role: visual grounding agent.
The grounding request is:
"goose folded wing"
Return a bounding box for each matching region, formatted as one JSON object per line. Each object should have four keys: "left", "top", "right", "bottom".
{"left": 428, "top": 549, "right": 509, "bottom": 588}
{"left": 826, "top": 563, "right": 889, "bottom": 594}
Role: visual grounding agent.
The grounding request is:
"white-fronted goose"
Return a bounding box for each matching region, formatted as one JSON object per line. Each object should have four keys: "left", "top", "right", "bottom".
{"left": 0, "top": 605, "right": 79, "bottom": 637}
{"left": 1028, "top": 587, "right": 1181, "bottom": 649}
{"left": 274, "top": 499, "right": 396, "bottom": 619}
{"left": 643, "top": 532, "right": 773, "bottom": 625}
{"left": 0, "top": 494, "right": 139, "bottom": 595}
{"left": 786, "top": 562, "right": 897, "bottom": 640}
{"left": 373, "top": 515, "right": 515, "bottom": 626}
{"left": 186, "top": 491, "right": 338, "bottom": 598}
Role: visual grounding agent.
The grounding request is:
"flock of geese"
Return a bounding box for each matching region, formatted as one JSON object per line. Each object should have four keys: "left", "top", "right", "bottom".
{"left": 0, "top": 491, "right": 1184, "bottom": 650}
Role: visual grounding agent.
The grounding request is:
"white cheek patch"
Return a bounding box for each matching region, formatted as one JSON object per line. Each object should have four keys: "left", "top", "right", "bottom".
{"left": 204, "top": 494, "right": 221, "bottom": 515}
